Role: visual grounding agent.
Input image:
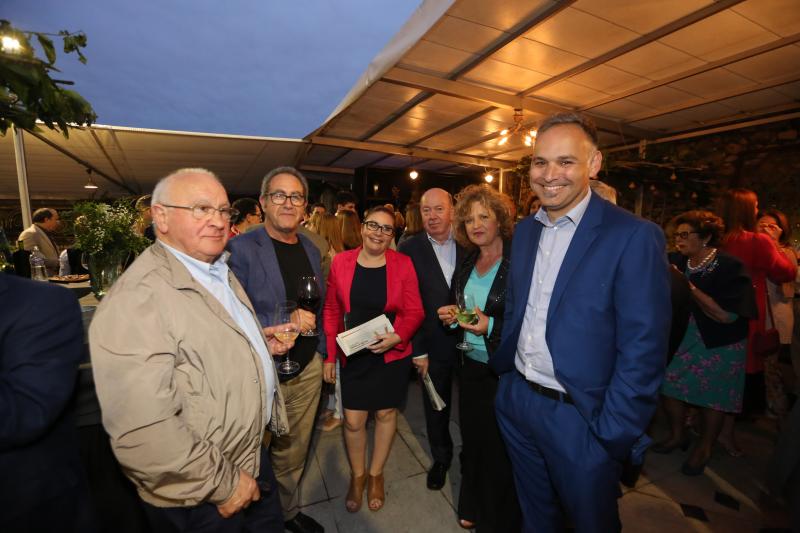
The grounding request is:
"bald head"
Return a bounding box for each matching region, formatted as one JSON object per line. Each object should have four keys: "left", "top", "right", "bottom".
{"left": 420, "top": 188, "right": 454, "bottom": 242}
{"left": 151, "top": 168, "right": 231, "bottom": 263}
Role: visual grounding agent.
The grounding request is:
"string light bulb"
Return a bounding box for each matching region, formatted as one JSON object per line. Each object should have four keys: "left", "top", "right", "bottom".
{"left": 496, "top": 109, "right": 536, "bottom": 147}
{"left": 484, "top": 173, "right": 494, "bottom": 183}
{"left": 83, "top": 168, "right": 98, "bottom": 189}
{"left": 1, "top": 36, "right": 22, "bottom": 53}
{"left": 409, "top": 170, "right": 418, "bottom": 180}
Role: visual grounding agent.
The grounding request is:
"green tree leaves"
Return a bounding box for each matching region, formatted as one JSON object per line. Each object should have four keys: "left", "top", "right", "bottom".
{"left": 0, "top": 19, "right": 96, "bottom": 137}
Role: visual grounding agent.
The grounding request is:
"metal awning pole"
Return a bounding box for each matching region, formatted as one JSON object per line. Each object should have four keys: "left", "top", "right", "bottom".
{"left": 12, "top": 126, "right": 33, "bottom": 228}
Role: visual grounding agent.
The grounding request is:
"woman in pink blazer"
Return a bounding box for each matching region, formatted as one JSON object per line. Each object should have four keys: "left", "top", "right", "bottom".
{"left": 323, "top": 206, "right": 424, "bottom": 514}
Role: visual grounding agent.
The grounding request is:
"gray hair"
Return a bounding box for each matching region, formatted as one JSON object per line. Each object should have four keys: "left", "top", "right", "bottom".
{"left": 590, "top": 180, "right": 618, "bottom": 204}
{"left": 260, "top": 166, "right": 309, "bottom": 200}
{"left": 151, "top": 167, "right": 221, "bottom": 205}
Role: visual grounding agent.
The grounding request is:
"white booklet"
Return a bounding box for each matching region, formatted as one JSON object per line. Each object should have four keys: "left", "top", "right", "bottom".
{"left": 422, "top": 373, "right": 446, "bottom": 411}
{"left": 335, "top": 314, "right": 395, "bottom": 356}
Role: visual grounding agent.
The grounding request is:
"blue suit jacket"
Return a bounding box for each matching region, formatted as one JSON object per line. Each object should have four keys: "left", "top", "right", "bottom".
{"left": 490, "top": 195, "right": 670, "bottom": 463}
{"left": 0, "top": 274, "right": 87, "bottom": 523}
{"left": 227, "top": 227, "right": 326, "bottom": 355}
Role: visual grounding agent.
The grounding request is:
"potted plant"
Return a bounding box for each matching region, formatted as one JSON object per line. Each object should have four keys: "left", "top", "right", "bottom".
{"left": 70, "top": 200, "right": 149, "bottom": 298}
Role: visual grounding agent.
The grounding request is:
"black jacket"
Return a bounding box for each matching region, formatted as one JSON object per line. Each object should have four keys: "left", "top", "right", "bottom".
{"left": 451, "top": 240, "right": 511, "bottom": 357}
{"left": 670, "top": 251, "right": 757, "bottom": 349}
{"left": 398, "top": 232, "right": 466, "bottom": 363}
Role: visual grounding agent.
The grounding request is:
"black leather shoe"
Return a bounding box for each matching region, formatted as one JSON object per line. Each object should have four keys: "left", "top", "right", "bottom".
{"left": 426, "top": 461, "right": 448, "bottom": 490}
{"left": 284, "top": 512, "right": 324, "bottom": 533}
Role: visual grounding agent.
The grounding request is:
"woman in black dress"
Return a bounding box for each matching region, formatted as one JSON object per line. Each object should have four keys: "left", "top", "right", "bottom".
{"left": 323, "top": 206, "right": 424, "bottom": 513}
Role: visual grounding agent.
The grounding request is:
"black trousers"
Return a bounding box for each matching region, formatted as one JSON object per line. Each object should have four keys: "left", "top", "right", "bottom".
{"left": 142, "top": 447, "right": 283, "bottom": 533}
{"left": 458, "top": 357, "right": 521, "bottom": 532}
{"left": 423, "top": 357, "right": 455, "bottom": 466}
{"left": 78, "top": 424, "right": 149, "bottom": 533}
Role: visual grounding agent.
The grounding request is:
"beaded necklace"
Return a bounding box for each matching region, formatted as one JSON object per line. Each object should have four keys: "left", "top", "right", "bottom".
{"left": 686, "top": 247, "right": 717, "bottom": 273}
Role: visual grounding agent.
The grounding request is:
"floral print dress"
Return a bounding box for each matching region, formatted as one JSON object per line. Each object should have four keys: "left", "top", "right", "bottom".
{"left": 662, "top": 316, "right": 746, "bottom": 413}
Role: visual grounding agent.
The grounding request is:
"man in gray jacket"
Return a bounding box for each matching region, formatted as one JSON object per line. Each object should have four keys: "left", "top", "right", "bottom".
{"left": 90, "top": 168, "right": 290, "bottom": 532}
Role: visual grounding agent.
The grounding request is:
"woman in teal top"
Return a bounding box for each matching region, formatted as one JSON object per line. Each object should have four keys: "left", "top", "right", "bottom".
{"left": 437, "top": 185, "right": 520, "bottom": 532}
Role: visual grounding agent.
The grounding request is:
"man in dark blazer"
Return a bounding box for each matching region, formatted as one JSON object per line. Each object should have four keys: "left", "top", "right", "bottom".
{"left": 399, "top": 188, "right": 465, "bottom": 490}
{"left": 0, "top": 273, "right": 94, "bottom": 532}
{"left": 490, "top": 113, "right": 670, "bottom": 532}
{"left": 228, "top": 167, "right": 326, "bottom": 533}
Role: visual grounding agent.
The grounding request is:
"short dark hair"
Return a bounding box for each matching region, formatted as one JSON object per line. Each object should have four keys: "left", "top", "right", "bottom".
{"left": 538, "top": 112, "right": 599, "bottom": 147}
{"left": 32, "top": 208, "right": 55, "bottom": 223}
{"left": 260, "top": 166, "right": 308, "bottom": 200}
{"left": 231, "top": 198, "right": 261, "bottom": 225}
{"left": 336, "top": 190, "right": 357, "bottom": 207}
{"left": 758, "top": 209, "right": 792, "bottom": 246}
{"left": 672, "top": 210, "right": 725, "bottom": 247}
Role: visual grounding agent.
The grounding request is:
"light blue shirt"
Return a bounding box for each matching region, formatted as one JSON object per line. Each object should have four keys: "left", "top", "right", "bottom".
{"left": 515, "top": 190, "right": 592, "bottom": 392}
{"left": 427, "top": 230, "right": 456, "bottom": 288}
{"left": 463, "top": 259, "right": 501, "bottom": 364}
{"left": 160, "top": 241, "right": 276, "bottom": 423}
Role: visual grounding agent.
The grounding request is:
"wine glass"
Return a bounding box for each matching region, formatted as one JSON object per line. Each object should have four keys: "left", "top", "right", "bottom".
{"left": 275, "top": 301, "right": 300, "bottom": 375}
{"left": 455, "top": 289, "right": 477, "bottom": 351}
{"left": 297, "top": 275, "right": 321, "bottom": 336}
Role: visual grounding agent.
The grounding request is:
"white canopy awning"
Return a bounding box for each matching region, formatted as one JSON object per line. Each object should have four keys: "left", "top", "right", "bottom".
{"left": 306, "top": 0, "right": 800, "bottom": 170}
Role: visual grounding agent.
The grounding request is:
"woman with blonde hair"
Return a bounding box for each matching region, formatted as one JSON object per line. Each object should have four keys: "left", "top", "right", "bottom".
{"left": 436, "top": 184, "right": 520, "bottom": 531}
{"left": 338, "top": 209, "right": 362, "bottom": 250}
{"left": 317, "top": 213, "right": 347, "bottom": 431}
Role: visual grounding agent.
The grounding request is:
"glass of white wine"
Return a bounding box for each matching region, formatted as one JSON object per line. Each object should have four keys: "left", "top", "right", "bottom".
{"left": 275, "top": 301, "right": 300, "bottom": 375}
{"left": 455, "top": 290, "right": 477, "bottom": 351}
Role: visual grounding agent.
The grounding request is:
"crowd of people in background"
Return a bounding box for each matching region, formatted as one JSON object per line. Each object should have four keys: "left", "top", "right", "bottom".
{"left": 3, "top": 111, "right": 800, "bottom": 533}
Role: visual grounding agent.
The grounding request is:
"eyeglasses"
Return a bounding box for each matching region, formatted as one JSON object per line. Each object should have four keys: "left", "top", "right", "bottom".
{"left": 673, "top": 231, "right": 699, "bottom": 240}
{"left": 363, "top": 220, "right": 394, "bottom": 236}
{"left": 758, "top": 223, "right": 780, "bottom": 231}
{"left": 160, "top": 204, "right": 238, "bottom": 221}
{"left": 265, "top": 192, "right": 306, "bottom": 206}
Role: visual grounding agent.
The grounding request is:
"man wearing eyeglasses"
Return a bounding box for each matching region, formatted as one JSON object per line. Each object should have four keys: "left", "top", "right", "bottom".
{"left": 90, "top": 168, "right": 291, "bottom": 532}
{"left": 227, "top": 166, "right": 326, "bottom": 533}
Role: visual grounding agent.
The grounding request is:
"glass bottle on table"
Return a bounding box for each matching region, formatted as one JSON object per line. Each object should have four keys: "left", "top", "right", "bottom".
{"left": 29, "top": 246, "right": 48, "bottom": 281}
{"left": 275, "top": 301, "right": 300, "bottom": 375}
{"left": 297, "top": 274, "right": 321, "bottom": 336}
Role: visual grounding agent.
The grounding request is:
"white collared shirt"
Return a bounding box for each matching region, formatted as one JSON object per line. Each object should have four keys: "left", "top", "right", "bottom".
{"left": 515, "top": 190, "right": 592, "bottom": 392}
{"left": 160, "top": 241, "right": 276, "bottom": 423}
{"left": 427, "top": 230, "right": 456, "bottom": 288}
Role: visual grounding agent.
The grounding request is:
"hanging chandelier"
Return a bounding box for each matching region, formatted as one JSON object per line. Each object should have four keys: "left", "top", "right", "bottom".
{"left": 497, "top": 108, "right": 537, "bottom": 147}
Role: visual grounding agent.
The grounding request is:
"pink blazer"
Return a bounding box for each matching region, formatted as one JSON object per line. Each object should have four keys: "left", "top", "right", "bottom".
{"left": 323, "top": 248, "right": 424, "bottom": 366}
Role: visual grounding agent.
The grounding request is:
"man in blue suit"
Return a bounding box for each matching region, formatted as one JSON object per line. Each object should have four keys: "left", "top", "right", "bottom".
{"left": 490, "top": 112, "right": 670, "bottom": 532}
{"left": 0, "top": 273, "right": 94, "bottom": 532}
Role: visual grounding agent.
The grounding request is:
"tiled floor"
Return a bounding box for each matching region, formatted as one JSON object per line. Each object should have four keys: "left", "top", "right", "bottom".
{"left": 293, "top": 380, "right": 792, "bottom": 532}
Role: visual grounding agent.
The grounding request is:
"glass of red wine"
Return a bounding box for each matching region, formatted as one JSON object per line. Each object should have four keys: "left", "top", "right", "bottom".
{"left": 297, "top": 275, "right": 321, "bottom": 336}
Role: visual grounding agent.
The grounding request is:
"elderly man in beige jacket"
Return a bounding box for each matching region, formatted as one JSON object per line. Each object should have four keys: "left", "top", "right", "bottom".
{"left": 90, "top": 168, "right": 291, "bottom": 533}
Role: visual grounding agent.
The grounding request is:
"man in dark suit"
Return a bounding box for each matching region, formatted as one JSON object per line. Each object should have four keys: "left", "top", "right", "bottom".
{"left": 490, "top": 112, "right": 670, "bottom": 531}
{"left": 399, "top": 188, "right": 465, "bottom": 490}
{"left": 0, "top": 273, "right": 94, "bottom": 532}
